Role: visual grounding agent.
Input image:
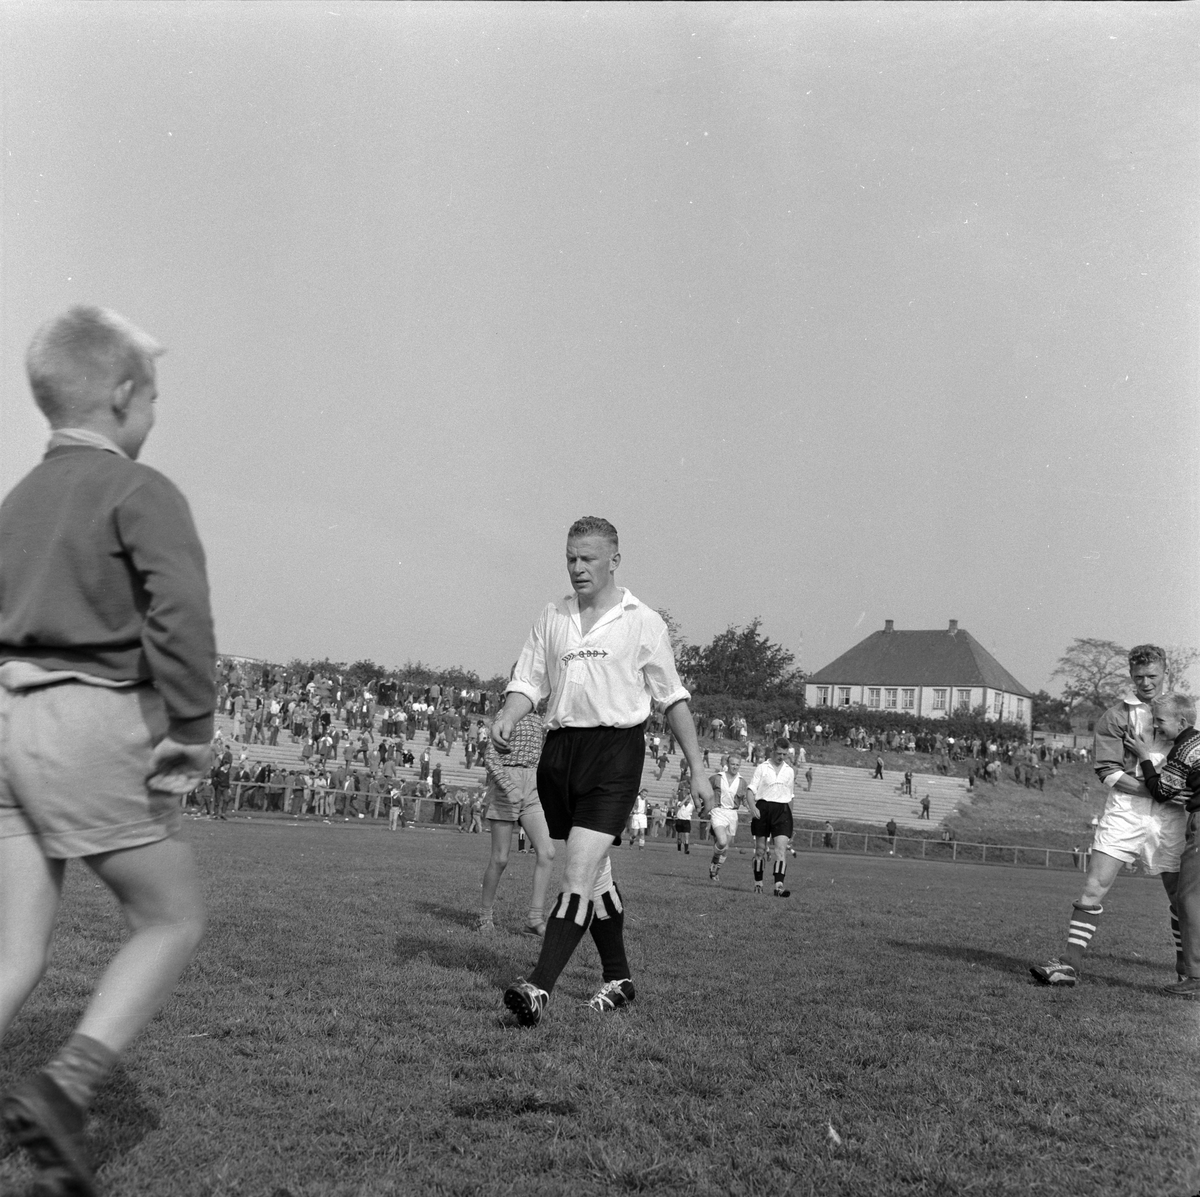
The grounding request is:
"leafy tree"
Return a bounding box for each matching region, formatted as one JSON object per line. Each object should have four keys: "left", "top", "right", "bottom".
{"left": 1031, "top": 689, "right": 1072, "bottom": 733}
{"left": 1164, "top": 645, "right": 1199, "bottom": 695}
{"left": 346, "top": 659, "right": 386, "bottom": 688}
{"left": 656, "top": 608, "right": 689, "bottom": 661}
{"left": 686, "top": 618, "right": 803, "bottom": 700}
{"left": 1051, "top": 638, "right": 1128, "bottom": 711}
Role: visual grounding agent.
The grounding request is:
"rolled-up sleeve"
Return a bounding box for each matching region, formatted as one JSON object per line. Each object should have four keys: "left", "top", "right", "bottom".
{"left": 506, "top": 605, "right": 551, "bottom": 708}
{"left": 639, "top": 625, "right": 689, "bottom": 710}
{"left": 1093, "top": 708, "right": 1128, "bottom": 787}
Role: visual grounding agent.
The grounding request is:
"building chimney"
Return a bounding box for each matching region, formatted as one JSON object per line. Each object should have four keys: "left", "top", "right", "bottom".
{"left": 884, "top": 619, "right": 894, "bottom": 633}
{"left": 948, "top": 619, "right": 958, "bottom": 634}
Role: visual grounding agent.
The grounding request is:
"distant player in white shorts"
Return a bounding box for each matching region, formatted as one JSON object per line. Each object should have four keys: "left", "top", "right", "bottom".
{"left": 628, "top": 789, "right": 648, "bottom": 849}
{"left": 1031, "top": 644, "right": 1184, "bottom": 986}
{"left": 706, "top": 752, "right": 748, "bottom": 883}
{"left": 749, "top": 738, "right": 795, "bottom": 898}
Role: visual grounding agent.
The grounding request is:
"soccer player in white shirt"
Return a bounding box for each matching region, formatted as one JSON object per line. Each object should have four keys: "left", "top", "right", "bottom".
{"left": 627, "top": 789, "right": 648, "bottom": 849}
{"left": 749, "top": 739, "right": 796, "bottom": 897}
{"left": 705, "top": 752, "right": 748, "bottom": 882}
{"left": 493, "top": 517, "right": 711, "bottom": 1026}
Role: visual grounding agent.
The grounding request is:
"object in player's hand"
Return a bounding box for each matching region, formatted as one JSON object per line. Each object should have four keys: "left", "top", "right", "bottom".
{"left": 147, "top": 768, "right": 204, "bottom": 794}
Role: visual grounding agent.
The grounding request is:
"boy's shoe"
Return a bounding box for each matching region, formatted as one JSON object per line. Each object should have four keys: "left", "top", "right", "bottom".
{"left": 754, "top": 882, "right": 763, "bottom": 894}
{"left": 521, "top": 921, "right": 546, "bottom": 938}
{"left": 1029, "top": 959, "right": 1077, "bottom": 987}
{"left": 587, "top": 979, "right": 636, "bottom": 1012}
{"left": 774, "top": 885, "right": 791, "bottom": 898}
{"left": 1161, "top": 976, "right": 1200, "bottom": 999}
{"left": 503, "top": 978, "right": 549, "bottom": 1027}
{"left": 476, "top": 916, "right": 495, "bottom": 933}
{"left": 0, "top": 1072, "right": 98, "bottom": 1197}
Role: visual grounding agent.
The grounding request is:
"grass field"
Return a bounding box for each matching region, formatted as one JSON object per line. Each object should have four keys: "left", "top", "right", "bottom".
{"left": 2, "top": 819, "right": 1198, "bottom": 1197}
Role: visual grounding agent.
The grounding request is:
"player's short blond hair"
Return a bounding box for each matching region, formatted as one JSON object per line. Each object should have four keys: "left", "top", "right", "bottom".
{"left": 26, "top": 305, "right": 163, "bottom": 425}
{"left": 567, "top": 516, "right": 618, "bottom": 549}
{"left": 1152, "top": 693, "right": 1197, "bottom": 728}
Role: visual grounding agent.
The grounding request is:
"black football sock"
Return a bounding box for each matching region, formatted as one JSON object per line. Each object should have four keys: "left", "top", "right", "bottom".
{"left": 527, "top": 892, "right": 593, "bottom": 994}
{"left": 753, "top": 859, "right": 764, "bottom": 884}
{"left": 44, "top": 1033, "right": 118, "bottom": 1110}
{"left": 590, "top": 885, "right": 631, "bottom": 982}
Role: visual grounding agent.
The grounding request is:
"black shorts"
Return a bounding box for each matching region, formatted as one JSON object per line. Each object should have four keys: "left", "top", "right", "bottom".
{"left": 537, "top": 722, "right": 647, "bottom": 843}
{"left": 674, "top": 819, "right": 692, "bottom": 834}
{"left": 751, "top": 802, "right": 793, "bottom": 841}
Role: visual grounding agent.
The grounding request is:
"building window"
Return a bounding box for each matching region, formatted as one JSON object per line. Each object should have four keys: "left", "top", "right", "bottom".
{"left": 956, "top": 689, "right": 971, "bottom": 711}
{"left": 868, "top": 688, "right": 880, "bottom": 709}
{"left": 933, "top": 689, "right": 946, "bottom": 711}
{"left": 993, "top": 692, "right": 1003, "bottom": 714}
{"left": 817, "top": 687, "right": 829, "bottom": 707}
{"left": 1017, "top": 697, "right": 1025, "bottom": 719}
{"left": 885, "top": 688, "right": 898, "bottom": 710}
{"left": 902, "top": 688, "right": 915, "bottom": 710}
{"left": 838, "top": 687, "right": 851, "bottom": 706}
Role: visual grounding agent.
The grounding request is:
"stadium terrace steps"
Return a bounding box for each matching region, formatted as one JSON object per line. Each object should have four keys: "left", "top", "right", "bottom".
{"left": 213, "top": 716, "right": 965, "bottom": 830}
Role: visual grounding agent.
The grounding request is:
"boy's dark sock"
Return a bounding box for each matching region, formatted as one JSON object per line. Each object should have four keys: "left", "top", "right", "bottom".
{"left": 527, "top": 892, "right": 593, "bottom": 994}
{"left": 43, "top": 1033, "right": 118, "bottom": 1111}
{"left": 590, "top": 885, "right": 631, "bottom": 982}
{"left": 773, "top": 861, "right": 786, "bottom": 886}
{"left": 1061, "top": 903, "right": 1102, "bottom": 969}
{"left": 753, "top": 859, "right": 764, "bottom": 883}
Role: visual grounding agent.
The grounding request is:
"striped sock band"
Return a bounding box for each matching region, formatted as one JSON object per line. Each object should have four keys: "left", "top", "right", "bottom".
{"left": 1063, "top": 903, "right": 1103, "bottom": 967}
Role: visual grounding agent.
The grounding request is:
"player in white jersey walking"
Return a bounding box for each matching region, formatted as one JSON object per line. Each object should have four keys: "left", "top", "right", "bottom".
{"left": 493, "top": 517, "right": 710, "bottom": 1026}
{"left": 749, "top": 738, "right": 795, "bottom": 897}
{"left": 706, "top": 752, "right": 748, "bottom": 882}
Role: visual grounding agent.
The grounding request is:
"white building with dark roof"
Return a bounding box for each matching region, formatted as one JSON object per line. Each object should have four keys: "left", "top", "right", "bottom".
{"left": 805, "top": 619, "right": 1033, "bottom": 728}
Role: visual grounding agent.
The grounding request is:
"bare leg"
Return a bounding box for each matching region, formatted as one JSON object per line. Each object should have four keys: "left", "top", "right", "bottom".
{"left": 0, "top": 836, "right": 65, "bottom": 1042}
{"left": 481, "top": 821, "right": 514, "bottom": 915}
{"left": 518, "top": 808, "right": 556, "bottom": 927}
{"left": 75, "top": 838, "right": 206, "bottom": 1054}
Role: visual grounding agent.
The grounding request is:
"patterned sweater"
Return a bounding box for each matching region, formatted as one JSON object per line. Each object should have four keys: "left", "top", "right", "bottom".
{"left": 1138, "top": 727, "right": 1200, "bottom": 813}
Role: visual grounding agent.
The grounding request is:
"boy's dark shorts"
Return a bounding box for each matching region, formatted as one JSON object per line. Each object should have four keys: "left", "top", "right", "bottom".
{"left": 674, "top": 819, "right": 692, "bottom": 834}
{"left": 751, "top": 802, "right": 794, "bottom": 841}
{"left": 537, "top": 722, "right": 646, "bottom": 843}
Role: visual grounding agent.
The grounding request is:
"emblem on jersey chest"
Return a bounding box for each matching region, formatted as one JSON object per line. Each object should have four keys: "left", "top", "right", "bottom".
{"left": 561, "top": 648, "right": 609, "bottom": 666}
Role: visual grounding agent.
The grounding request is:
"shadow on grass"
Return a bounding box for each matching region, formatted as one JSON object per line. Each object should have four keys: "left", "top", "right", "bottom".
{"left": 886, "top": 939, "right": 1166, "bottom": 993}
{"left": 91, "top": 1067, "right": 161, "bottom": 1169}
{"left": 0, "top": 1010, "right": 80, "bottom": 1079}
{"left": 414, "top": 899, "right": 477, "bottom": 929}
{"left": 392, "top": 930, "right": 523, "bottom": 989}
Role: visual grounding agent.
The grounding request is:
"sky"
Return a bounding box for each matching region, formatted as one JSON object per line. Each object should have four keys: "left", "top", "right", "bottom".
{"left": 1, "top": 2, "right": 1197, "bottom": 694}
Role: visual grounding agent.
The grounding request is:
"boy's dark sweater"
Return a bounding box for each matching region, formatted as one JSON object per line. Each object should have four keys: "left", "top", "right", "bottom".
{"left": 1139, "top": 727, "right": 1200, "bottom": 813}
{"left": 0, "top": 445, "right": 215, "bottom": 742}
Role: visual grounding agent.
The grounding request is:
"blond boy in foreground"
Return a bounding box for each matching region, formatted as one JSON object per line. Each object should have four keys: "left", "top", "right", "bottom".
{"left": 0, "top": 307, "right": 215, "bottom": 1195}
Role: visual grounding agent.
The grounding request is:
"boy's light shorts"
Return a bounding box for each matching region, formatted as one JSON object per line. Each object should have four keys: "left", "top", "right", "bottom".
{"left": 0, "top": 677, "right": 181, "bottom": 859}
{"left": 485, "top": 767, "right": 541, "bottom": 823}
{"left": 1091, "top": 791, "right": 1185, "bottom": 875}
